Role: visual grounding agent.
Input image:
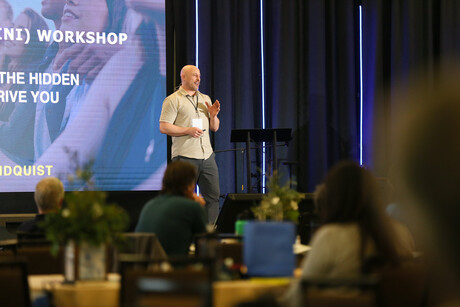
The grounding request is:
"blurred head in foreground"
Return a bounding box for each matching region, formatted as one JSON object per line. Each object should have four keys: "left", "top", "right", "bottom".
{"left": 392, "top": 64, "right": 460, "bottom": 276}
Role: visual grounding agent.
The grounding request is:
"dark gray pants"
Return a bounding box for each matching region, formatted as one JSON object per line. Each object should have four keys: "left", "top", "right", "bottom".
{"left": 172, "top": 153, "right": 220, "bottom": 224}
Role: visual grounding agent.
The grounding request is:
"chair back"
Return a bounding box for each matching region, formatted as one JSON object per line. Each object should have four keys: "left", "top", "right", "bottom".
{"left": 15, "top": 242, "right": 64, "bottom": 275}
{"left": 0, "top": 258, "right": 31, "bottom": 307}
{"left": 120, "top": 255, "right": 214, "bottom": 307}
{"left": 16, "top": 231, "right": 47, "bottom": 241}
{"left": 122, "top": 233, "right": 167, "bottom": 257}
{"left": 113, "top": 233, "right": 167, "bottom": 272}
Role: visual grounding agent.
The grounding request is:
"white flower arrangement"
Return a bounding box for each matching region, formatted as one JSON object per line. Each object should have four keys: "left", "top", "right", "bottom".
{"left": 252, "top": 171, "right": 305, "bottom": 222}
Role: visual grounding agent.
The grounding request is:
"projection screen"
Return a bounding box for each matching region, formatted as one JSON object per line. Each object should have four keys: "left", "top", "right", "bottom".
{"left": 0, "top": 0, "right": 166, "bottom": 192}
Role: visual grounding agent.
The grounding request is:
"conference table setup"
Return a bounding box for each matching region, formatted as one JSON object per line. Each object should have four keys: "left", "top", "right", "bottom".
{"left": 24, "top": 245, "right": 308, "bottom": 307}
{"left": 28, "top": 273, "right": 293, "bottom": 307}
{"left": 0, "top": 233, "right": 310, "bottom": 307}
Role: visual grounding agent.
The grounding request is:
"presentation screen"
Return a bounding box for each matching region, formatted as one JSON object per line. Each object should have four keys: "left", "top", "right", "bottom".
{"left": 0, "top": 0, "right": 166, "bottom": 192}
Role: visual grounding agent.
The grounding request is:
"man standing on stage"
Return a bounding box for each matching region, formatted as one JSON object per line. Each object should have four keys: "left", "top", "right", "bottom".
{"left": 159, "top": 65, "right": 221, "bottom": 224}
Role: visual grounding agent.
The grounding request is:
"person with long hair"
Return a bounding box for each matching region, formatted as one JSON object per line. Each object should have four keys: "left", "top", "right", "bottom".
{"left": 301, "top": 161, "right": 413, "bottom": 279}
{"left": 135, "top": 161, "right": 207, "bottom": 256}
{"left": 283, "top": 160, "right": 414, "bottom": 307}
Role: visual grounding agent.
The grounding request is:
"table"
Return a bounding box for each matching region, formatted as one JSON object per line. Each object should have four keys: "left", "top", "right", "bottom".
{"left": 53, "top": 281, "right": 120, "bottom": 307}
{"left": 29, "top": 274, "right": 292, "bottom": 307}
{"left": 213, "top": 279, "right": 291, "bottom": 307}
{"left": 29, "top": 274, "right": 120, "bottom": 307}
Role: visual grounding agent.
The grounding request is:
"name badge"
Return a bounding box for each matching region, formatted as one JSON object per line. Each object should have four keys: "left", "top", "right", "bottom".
{"left": 192, "top": 118, "right": 203, "bottom": 130}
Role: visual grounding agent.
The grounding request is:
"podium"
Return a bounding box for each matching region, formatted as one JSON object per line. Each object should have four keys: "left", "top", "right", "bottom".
{"left": 230, "top": 129, "right": 292, "bottom": 193}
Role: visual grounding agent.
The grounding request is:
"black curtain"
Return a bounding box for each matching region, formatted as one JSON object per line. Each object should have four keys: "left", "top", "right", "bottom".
{"left": 264, "top": 0, "right": 359, "bottom": 192}
{"left": 166, "top": 0, "right": 196, "bottom": 92}
{"left": 167, "top": 0, "right": 460, "bottom": 195}
{"left": 362, "top": 0, "right": 460, "bottom": 175}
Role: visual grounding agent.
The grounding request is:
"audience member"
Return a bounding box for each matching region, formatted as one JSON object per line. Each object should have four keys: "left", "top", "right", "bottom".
{"left": 392, "top": 66, "right": 460, "bottom": 302}
{"left": 135, "top": 161, "right": 207, "bottom": 256}
{"left": 283, "top": 160, "right": 414, "bottom": 307}
{"left": 17, "top": 177, "right": 64, "bottom": 235}
{"left": 303, "top": 161, "right": 413, "bottom": 278}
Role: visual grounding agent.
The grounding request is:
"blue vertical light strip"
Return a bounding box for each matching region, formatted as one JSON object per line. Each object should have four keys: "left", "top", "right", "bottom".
{"left": 359, "top": 4, "right": 363, "bottom": 166}
{"left": 260, "top": 0, "right": 266, "bottom": 193}
{"left": 196, "top": 0, "right": 200, "bottom": 195}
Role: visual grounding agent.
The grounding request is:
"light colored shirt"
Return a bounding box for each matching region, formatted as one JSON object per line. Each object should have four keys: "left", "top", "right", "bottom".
{"left": 159, "top": 86, "right": 213, "bottom": 159}
{"left": 282, "top": 222, "right": 415, "bottom": 307}
{"left": 302, "top": 222, "right": 414, "bottom": 278}
{"left": 302, "top": 223, "right": 377, "bottom": 279}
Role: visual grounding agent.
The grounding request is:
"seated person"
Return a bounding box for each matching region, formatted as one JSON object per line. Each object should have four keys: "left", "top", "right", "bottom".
{"left": 135, "top": 161, "right": 207, "bottom": 256}
{"left": 283, "top": 161, "right": 414, "bottom": 307}
{"left": 17, "top": 177, "right": 64, "bottom": 237}
{"left": 301, "top": 161, "right": 414, "bottom": 279}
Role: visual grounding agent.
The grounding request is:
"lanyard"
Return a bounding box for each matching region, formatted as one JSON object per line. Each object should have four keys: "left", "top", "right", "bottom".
{"left": 186, "top": 95, "right": 199, "bottom": 115}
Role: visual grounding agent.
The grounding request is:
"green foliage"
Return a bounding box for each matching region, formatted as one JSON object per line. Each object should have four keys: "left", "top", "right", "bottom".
{"left": 40, "top": 156, "right": 129, "bottom": 255}
{"left": 252, "top": 171, "right": 305, "bottom": 223}
{"left": 43, "top": 191, "right": 129, "bottom": 255}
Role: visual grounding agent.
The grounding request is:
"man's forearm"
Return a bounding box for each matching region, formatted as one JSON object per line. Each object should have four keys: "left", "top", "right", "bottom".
{"left": 159, "top": 122, "right": 190, "bottom": 136}
{"left": 210, "top": 116, "right": 220, "bottom": 132}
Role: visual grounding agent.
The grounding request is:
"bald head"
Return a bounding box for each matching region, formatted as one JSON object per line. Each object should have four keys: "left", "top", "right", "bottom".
{"left": 180, "top": 65, "right": 201, "bottom": 93}
{"left": 180, "top": 65, "right": 199, "bottom": 77}
{"left": 34, "top": 177, "right": 64, "bottom": 214}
